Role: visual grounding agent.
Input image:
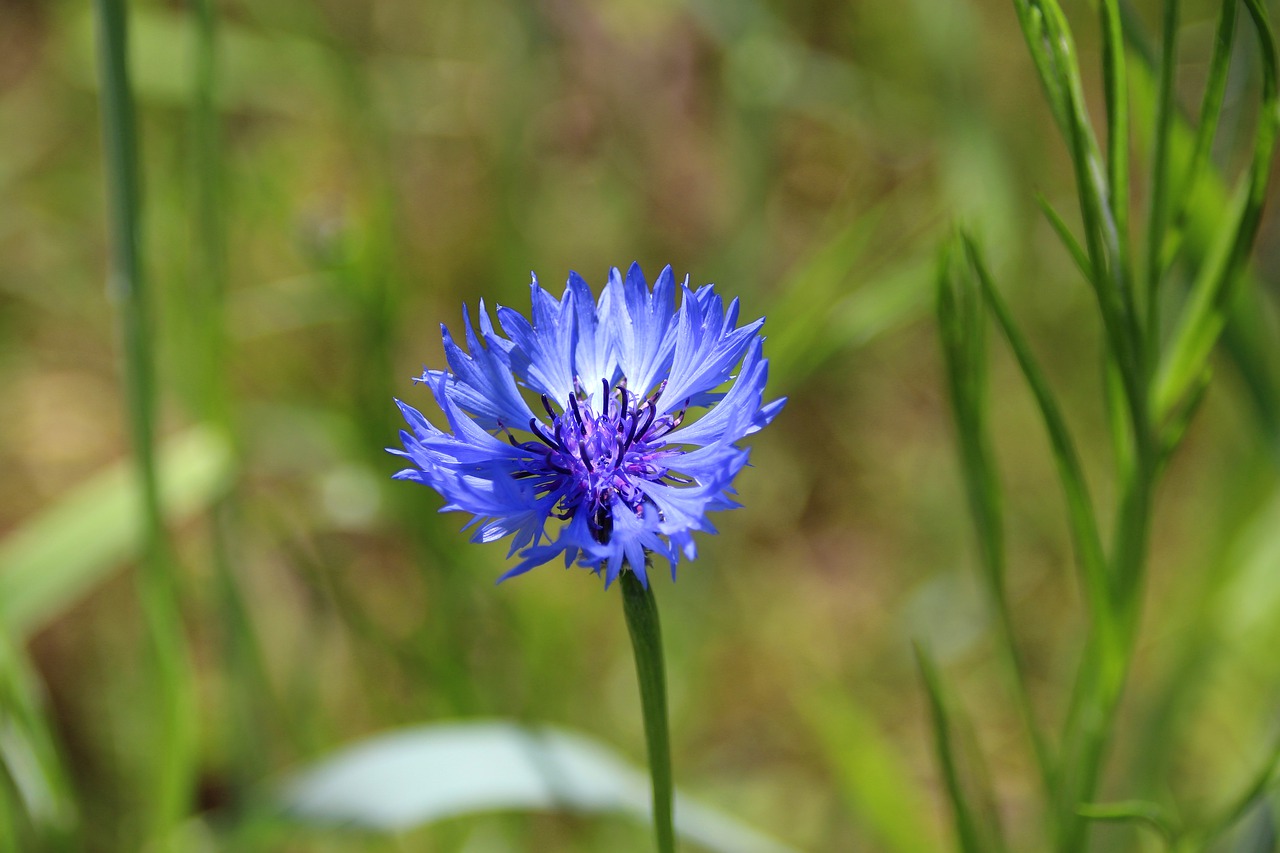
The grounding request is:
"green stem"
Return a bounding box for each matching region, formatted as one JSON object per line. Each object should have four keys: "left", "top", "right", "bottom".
{"left": 1143, "top": 0, "right": 1180, "bottom": 361}
{"left": 1058, "top": 459, "right": 1156, "bottom": 852}
{"left": 620, "top": 570, "right": 675, "bottom": 853}
{"left": 93, "top": 0, "right": 195, "bottom": 844}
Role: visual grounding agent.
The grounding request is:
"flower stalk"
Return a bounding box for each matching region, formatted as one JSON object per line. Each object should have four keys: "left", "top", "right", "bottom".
{"left": 620, "top": 568, "right": 675, "bottom": 853}
{"left": 93, "top": 0, "right": 197, "bottom": 844}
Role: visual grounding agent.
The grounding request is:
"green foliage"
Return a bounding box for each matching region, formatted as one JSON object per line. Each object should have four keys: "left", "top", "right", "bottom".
{"left": 929, "top": 0, "right": 1280, "bottom": 850}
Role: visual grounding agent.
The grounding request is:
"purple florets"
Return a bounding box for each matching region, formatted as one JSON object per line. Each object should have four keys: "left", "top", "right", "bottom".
{"left": 390, "top": 263, "right": 784, "bottom": 587}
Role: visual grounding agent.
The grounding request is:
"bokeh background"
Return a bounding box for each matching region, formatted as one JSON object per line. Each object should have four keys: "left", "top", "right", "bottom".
{"left": 3, "top": 0, "right": 1280, "bottom": 850}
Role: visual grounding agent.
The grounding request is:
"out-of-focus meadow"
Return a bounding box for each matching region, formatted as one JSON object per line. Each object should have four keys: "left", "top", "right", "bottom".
{"left": 3, "top": 0, "right": 1280, "bottom": 850}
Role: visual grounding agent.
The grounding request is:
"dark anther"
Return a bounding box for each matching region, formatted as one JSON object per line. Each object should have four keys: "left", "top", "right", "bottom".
{"left": 540, "top": 394, "right": 558, "bottom": 419}
{"left": 578, "top": 438, "right": 593, "bottom": 471}
{"left": 622, "top": 410, "right": 642, "bottom": 454}
{"left": 601, "top": 378, "right": 610, "bottom": 418}
{"left": 649, "top": 378, "right": 668, "bottom": 405}
{"left": 497, "top": 420, "right": 521, "bottom": 447}
{"left": 529, "top": 418, "right": 561, "bottom": 450}
{"left": 651, "top": 399, "right": 690, "bottom": 439}
{"left": 568, "top": 393, "right": 586, "bottom": 431}
{"left": 636, "top": 401, "right": 657, "bottom": 441}
{"left": 591, "top": 504, "right": 613, "bottom": 544}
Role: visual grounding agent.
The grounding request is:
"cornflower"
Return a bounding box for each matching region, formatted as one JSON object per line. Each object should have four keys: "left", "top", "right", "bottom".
{"left": 392, "top": 263, "right": 784, "bottom": 587}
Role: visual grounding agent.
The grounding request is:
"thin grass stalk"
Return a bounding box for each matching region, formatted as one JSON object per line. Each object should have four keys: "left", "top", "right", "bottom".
{"left": 1165, "top": 0, "right": 1236, "bottom": 276}
{"left": 1059, "top": 463, "right": 1155, "bottom": 852}
{"left": 937, "top": 240, "right": 1057, "bottom": 813}
{"left": 1012, "top": 0, "right": 1150, "bottom": 450}
{"left": 1037, "top": 196, "right": 1092, "bottom": 280}
{"left": 92, "top": 0, "right": 196, "bottom": 842}
{"left": 186, "top": 0, "right": 276, "bottom": 794}
{"left": 1155, "top": 0, "right": 1279, "bottom": 422}
{"left": 620, "top": 571, "right": 674, "bottom": 853}
{"left": 1143, "top": 0, "right": 1181, "bottom": 363}
{"left": 962, "top": 237, "right": 1111, "bottom": 623}
{"left": 1100, "top": 0, "right": 1134, "bottom": 323}
{"left": 914, "top": 644, "right": 1006, "bottom": 853}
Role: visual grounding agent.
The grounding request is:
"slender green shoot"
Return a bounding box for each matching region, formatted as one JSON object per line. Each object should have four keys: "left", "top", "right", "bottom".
{"left": 1037, "top": 195, "right": 1092, "bottom": 282}
{"left": 960, "top": 235, "right": 1110, "bottom": 616}
{"left": 1163, "top": 0, "right": 1237, "bottom": 280}
{"left": 620, "top": 571, "right": 674, "bottom": 853}
{"left": 1077, "top": 800, "right": 1179, "bottom": 849}
{"left": 92, "top": 0, "right": 196, "bottom": 844}
{"left": 1099, "top": 0, "right": 1133, "bottom": 318}
{"left": 1142, "top": 0, "right": 1179, "bottom": 362}
{"left": 914, "top": 644, "right": 1006, "bottom": 853}
{"left": 1155, "top": 0, "right": 1279, "bottom": 424}
{"left": 936, "top": 237, "right": 1056, "bottom": 808}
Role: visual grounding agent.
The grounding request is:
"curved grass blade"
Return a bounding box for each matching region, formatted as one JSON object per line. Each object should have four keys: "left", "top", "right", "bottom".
{"left": 271, "top": 721, "right": 800, "bottom": 853}
{"left": 913, "top": 644, "right": 1007, "bottom": 853}
{"left": 1155, "top": 0, "right": 1280, "bottom": 424}
{"left": 959, "top": 235, "right": 1110, "bottom": 626}
{"left": 1140, "top": 0, "right": 1179, "bottom": 357}
{"left": 0, "top": 426, "right": 233, "bottom": 640}
{"left": 936, "top": 236, "right": 1055, "bottom": 805}
{"left": 798, "top": 686, "right": 940, "bottom": 853}
{"left": 1077, "top": 800, "right": 1179, "bottom": 849}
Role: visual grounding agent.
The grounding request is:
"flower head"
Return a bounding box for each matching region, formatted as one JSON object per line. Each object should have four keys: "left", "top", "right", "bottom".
{"left": 391, "top": 263, "right": 784, "bottom": 587}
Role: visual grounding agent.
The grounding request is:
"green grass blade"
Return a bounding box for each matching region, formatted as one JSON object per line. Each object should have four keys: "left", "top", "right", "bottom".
{"left": 1037, "top": 195, "right": 1093, "bottom": 281}
{"left": 1013, "top": 0, "right": 1148, "bottom": 446}
{"left": 0, "top": 631, "right": 78, "bottom": 849}
{"left": 1141, "top": 0, "right": 1180, "bottom": 358}
{"left": 1099, "top": 0, "right": 1133, "bottom": 318}
{"left": 914, "top": 644, "right": 1006, "bottom": 853}
{"left": 1077, "top": 800, "right": 1179, "bottom": 848}
{"left": 1155, "top": 0, "right": 1280, "bottom": 425}
{"left": 270, "top": 721, "right": 799, "bottom": 853}
{"left": 936, "top": 238, "right": 999, "bottom": 591}
{"left": 799, "top": 687, "right": 940, "bottom": 853}
{"left": 1164, "top": 0, "right": 1237, "bottom": 277}
{"left": 960, "top": 235, "right": 1111, "bottom": 625}
{"left": 93, "top": 2, "right": 201, "bottom": 838}
{"left": 0, "top": 429, "right": 233, "bottom": 639}
{"left": 936, "top": 235, "right": 1056, "bottom": 807}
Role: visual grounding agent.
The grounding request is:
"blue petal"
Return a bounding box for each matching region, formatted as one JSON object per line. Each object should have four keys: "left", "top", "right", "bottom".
{"left": 497, "top": 274, "right": 577, "bottom": 403}
{"left": 604, "top": 263, "right": 678, "bottom": 397}
{"left": 567, "top": 270, "right": 614, "bottom": 396}
{"left": 661, "top": 285, "right": 765, "bottom": 413}
{"left": 665, "top": 338, "right": 782, "bottom": 447}
{"left": 435, "top": 305, "right": 537, "bottom": 430}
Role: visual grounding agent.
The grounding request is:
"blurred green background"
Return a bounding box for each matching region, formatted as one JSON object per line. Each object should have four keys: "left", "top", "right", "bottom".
{"left": 3, "top": 0, "right": 1280, "bottom": 850}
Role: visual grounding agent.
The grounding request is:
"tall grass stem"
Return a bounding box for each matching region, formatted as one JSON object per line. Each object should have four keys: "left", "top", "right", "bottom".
{"left": 621, "top": 571, "right": 675, "bottom": 853}
{"left": 93, "top": 0, "right": 196, "bottom": 843}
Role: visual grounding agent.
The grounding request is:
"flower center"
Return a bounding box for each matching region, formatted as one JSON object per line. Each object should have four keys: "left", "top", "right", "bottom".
{"left": 508, "top": 379, "right": 690, "bottom": 544}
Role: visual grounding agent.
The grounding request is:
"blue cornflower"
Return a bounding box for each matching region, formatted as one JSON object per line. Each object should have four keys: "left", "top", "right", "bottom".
{"left": 391, "top": 263, "right": 784, "bottom": 587}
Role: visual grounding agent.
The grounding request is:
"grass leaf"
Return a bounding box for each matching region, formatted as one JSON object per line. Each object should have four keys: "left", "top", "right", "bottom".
{"left": 0, "top": 426, "right": 233, "bottom": 639}
{"left": 272, "top": 721, "right": 799, "bottom": 853}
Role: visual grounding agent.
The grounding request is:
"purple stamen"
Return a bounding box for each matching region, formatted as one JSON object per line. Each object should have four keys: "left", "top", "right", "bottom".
{"left": 529, "top": 418, "right": 561, "bottom": 450}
